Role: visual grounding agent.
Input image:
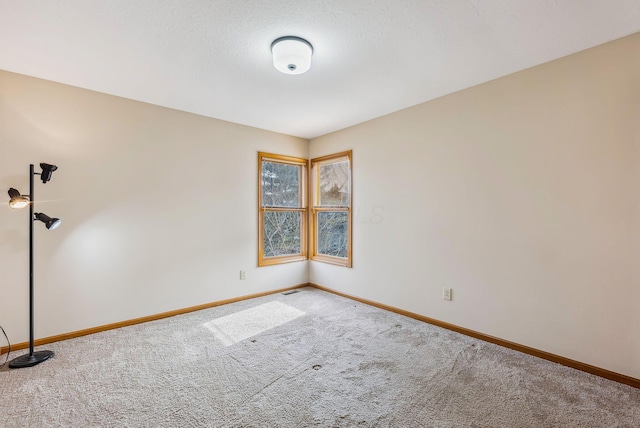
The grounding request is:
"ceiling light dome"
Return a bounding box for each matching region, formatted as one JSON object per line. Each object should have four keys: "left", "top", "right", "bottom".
{"left": 271, "top": 36, "right": 313, "bottom": 75}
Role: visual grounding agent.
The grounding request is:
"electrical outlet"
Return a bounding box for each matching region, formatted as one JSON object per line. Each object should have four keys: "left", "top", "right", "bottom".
{"left": 240, "top": 270, "right": 246, "bottom": 280}
{"left": 442, "top": 287, "right": 452, "bottom": 301}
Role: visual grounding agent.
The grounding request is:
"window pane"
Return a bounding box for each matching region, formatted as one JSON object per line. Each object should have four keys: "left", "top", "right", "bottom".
{"left": 319, "top": 160, "right": 350, "bottom": 206}
{"left": 317, "top": 211, "right": 348, "bottom": 258}
{"left": 262, "top": 161, "right": 300, "bottom": 207}
{"left": 263, "top": 211, "right": 301, "bottom": 257}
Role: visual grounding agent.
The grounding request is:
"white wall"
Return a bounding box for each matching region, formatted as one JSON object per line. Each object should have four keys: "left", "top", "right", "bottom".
{"left": 0, "top": 71, "right": 308, "bottom": 345}
{"left": 310, "top": 34, "right": 640, "bottom": 379}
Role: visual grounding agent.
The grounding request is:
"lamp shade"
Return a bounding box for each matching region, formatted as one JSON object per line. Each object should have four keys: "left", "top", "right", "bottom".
{"left": 8, "top": 188, "right": 29, "bottom": 209}
{"left": 271, "top": 36, "right": 313, "bottom": 75}
{"left": 40, "top": 163, "right": 58, "bottom": 183}
{"left": 34, "top": 212, "right": 62, "bottom": 230}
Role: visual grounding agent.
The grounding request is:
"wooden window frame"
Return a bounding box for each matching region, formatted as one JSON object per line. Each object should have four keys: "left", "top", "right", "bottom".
{"left": 309, "top": 150, "right": 353, "bottom": 267}
{"left": 258, "top": 152, "right": 308, "bottom": 266}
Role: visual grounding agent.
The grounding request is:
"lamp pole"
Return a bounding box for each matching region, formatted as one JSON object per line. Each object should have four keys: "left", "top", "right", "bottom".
{"left": 9, "top": 164, "right": 55, "bottom": 368}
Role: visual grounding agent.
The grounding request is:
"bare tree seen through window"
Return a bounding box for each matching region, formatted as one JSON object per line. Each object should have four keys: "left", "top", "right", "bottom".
{"left": 261, "top": 160, "right": 303, "bottom": 258}
{"left": 315, "top": 158, "right": 350, "bottom": 259}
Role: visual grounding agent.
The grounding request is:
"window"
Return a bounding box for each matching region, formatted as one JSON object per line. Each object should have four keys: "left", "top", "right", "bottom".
{"left": 258, "top": 152, "right": 307, "bottom": 266}
{"left": 310, "top": 151, "right": 352, "bottom": 267}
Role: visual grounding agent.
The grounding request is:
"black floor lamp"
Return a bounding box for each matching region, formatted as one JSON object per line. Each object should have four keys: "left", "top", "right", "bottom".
{"left": 7, "top": 163, "right": 61, "bottom": 368}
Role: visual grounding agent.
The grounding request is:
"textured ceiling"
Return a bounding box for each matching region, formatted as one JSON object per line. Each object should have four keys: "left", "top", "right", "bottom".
{"left": 1, "top": 1, "right": 639, "bottom": 139}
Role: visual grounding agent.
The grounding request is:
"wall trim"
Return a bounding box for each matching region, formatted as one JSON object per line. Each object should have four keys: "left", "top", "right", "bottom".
{"left": 3, "top": 281, "right": 638, "bottom": 389}
{"left": 308, "top": 283, "right": 640, "bottom": 389}
{"left": 0, "top": 283, "right": 309, "bottom": 356}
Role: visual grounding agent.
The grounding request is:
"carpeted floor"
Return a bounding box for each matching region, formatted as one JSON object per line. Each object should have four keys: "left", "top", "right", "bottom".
{"left": 1, "top": 287, "right": 639, "bottom": 427}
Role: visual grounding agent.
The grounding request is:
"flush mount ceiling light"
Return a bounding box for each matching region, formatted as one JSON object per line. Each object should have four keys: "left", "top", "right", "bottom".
{"left": 271, "top": 36, "right": 313, "bottom": 75}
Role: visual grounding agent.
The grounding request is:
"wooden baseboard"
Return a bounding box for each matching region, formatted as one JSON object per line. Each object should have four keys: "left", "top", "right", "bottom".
{"left": 0, "top": 283, "right": 309, "bottom": 356}
{"left": 308, "top": 283, "right": 640, "bottom": 389}
{"left": 3, "top": 281, "right": 637, "bottom": 389}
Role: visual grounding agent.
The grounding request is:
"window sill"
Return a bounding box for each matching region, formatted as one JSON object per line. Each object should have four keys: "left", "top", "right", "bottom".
{"left": 258, "top": 255, "right": 307, "bottom": 267}
{"left": 310, "top": 255, "right": 351, "bottom": 268}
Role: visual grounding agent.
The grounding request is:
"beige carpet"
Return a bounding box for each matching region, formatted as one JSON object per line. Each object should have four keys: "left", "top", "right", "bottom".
{"left": 1, "top": 287, "right": 639, "bottom": 427}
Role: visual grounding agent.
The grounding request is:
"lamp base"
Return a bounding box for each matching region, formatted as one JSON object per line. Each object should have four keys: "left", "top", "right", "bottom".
{"left": 9, "top": 350, "right": 55, "bottom": 368}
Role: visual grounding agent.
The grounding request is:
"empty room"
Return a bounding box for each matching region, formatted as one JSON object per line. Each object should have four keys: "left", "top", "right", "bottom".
{"left": 1, "top": 1, "right": 639, "bottom": 426}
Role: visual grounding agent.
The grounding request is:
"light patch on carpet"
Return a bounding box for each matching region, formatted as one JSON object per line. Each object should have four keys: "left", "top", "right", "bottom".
{"left": 203, "top": 300, "right": 305, "bottom": 346}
